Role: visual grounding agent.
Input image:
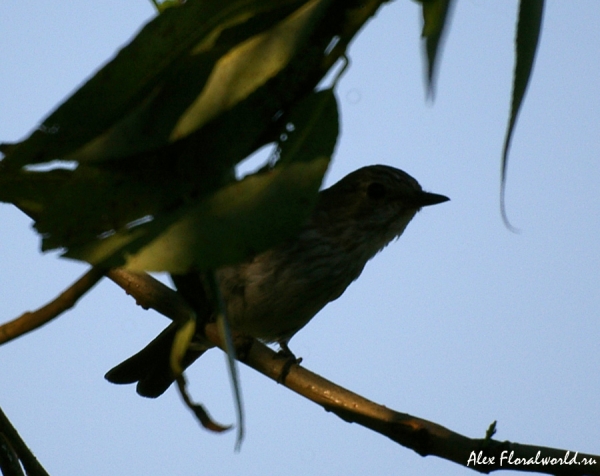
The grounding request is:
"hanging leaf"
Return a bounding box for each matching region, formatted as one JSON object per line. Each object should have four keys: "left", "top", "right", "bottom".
{"left": 501, "top": 0, "right": 545, "bottom": 227}
{"left": 415, "top": 0, "right": 454, "bottom": 97}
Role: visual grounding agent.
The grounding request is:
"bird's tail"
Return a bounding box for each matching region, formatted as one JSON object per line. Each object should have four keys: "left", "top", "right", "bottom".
{"left": 105, "top": 323, "right": 210, "bottom": 398}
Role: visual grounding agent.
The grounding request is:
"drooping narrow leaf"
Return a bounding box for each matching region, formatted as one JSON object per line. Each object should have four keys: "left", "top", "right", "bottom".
{"left": 416, "top": 0, "right": 454, "bottom": 97}
{"left": 501, "top": 0, "right": 545, "bottom": 227}
{"left": 211, "top": 269, "right": 245, "bottom": 450}
{"left": 170, "top": 316, "right": 197, "bottom": 378}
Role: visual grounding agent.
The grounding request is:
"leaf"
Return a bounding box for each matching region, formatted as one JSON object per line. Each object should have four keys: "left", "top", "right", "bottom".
{"left": 69, "top": 0, "right": 331, "bottom": 167}
{"left": 28, "top": 164, "right": 180, "bottom": 252}
{"left": 152, "top": 0, "right": 185, "bottom": 14}
{"left": 501, "top": 0, "right": 545, "bottom": 228}
{"left": 2, "top": 0, "right": 382, "bottom": 271}
{"left": 170, "top": 317, "right": 196, "bottom": 377}
{"left": 0, "top": 0, "right": 312, "bottom": 170}
{"left": 214, "top": 287, "right": 245, "bottom": 450}
{"left": 166, "top": 0, "right": 330, "bottom": 143}
{"left": 0, "top": 168, "right": 73, "bottom": 219}
{"left": 416, "top": 0, "right": 454, "bottom": 97}
{"left": 64, "top": 89, "right": 339, "bottom": 272}
{"left": 1, "top": 0, "right": 335, "bottom": 254}
{"left": 176, "top": 375, "right": 232, "bottom": 433}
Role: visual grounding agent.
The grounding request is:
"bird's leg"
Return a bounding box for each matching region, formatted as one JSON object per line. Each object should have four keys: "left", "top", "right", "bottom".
{"left": 276, "top": 340, "right": 303, "bottom": 384}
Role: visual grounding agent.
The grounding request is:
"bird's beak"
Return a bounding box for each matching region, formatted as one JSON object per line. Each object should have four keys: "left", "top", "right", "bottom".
{"left": 412, "top": 191, "right": 450, "bottom": 207}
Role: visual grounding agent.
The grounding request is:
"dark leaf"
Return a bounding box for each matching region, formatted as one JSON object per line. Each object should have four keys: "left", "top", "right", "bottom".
{"left": 1, "top": 0, "right": 310, "bottom": 170}
{"left": 64, "top": 89, "right": 339, "bottom": 272}
{"left": 176, "top": 375, "right": 232, "bottom": 433}
{"left": 501, "top": 0, "right": 545, "bottom": 228}
{"left": 1, "top": 0, "right": 336, "bottom": 256}
{"left": 416, "top": 0, "right": 454, "bottom": 97}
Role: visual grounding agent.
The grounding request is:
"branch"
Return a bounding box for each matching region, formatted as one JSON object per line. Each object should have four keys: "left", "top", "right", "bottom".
{"left": 0, "top": 267, "right": 105, "bottom": 345}
{"left": 0, "top": 267, "right": 189, "bottom": 347}
{"left": 109, "top": 270, "right": 600, "bottom": 476}
{"left": 0, "top": 406, "right": 49, "bottom": 476}
{"left": 105, "top": 268, "right": 190, "bottom": 324}
{"left": 2, "top": 266, "right": 598, "bottom": 474}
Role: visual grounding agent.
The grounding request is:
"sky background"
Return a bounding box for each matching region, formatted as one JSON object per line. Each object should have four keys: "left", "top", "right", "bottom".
{"left": 1, "top": 1, "right": 599, "bottom": 475}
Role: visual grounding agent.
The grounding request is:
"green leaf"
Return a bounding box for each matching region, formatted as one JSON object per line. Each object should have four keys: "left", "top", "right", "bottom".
{"left": 416, "top": 0, "right": 454, "bottom": 97}
{"left": 2, "top": 0, "right": 379, "bottom": 270}
{"left": 64, "top": 89, "right": 339, "bottom": 272}
{"left": 501, "top": 0, "right": 545, "bottom": 228}
{"left": 1, "top": 0, "right": 336, "bottom": 254}
{"left": 1, "top": 0, "right": 312, "bottom": 170}
{"left": 152, "top": 0, "right": 184, "bottom": 14}
{"left": 30, "top": 164, "right": 183, "bottom": 252}
{"left": 0, "top": 168, "right": 73, "bottom": 219}
{"left": 170, "top": 317, "right": 196, "bottom": 377}
{"left": 212, "top": 269, "right": 245, "bottom": 450}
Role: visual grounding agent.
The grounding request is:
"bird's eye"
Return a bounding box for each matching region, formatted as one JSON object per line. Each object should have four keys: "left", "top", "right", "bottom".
{"left": 366, "top": 182, "right": 386, "bottom": 199}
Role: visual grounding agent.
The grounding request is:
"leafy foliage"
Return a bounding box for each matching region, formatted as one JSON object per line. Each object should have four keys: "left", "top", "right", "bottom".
{"left": 0, "top": 0, "right": 348, "bottom": 272}
{"left": 0, "top": 0, "right": 545, "bottom": 269}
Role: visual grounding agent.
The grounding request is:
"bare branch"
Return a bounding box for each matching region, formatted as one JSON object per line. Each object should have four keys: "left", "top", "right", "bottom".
{"left": 2, "top": 265, "right": 598, "bottom": 474}
{"left": 109, "top": 270, "right": 600, "bottom": 476}
{"left": 0, "top": 267, "right": 104, "bottom": 345}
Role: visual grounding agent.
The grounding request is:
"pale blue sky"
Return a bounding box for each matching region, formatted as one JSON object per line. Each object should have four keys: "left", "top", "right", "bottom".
{"left": 1, "top": 2, "right": 599, "bottom": 475}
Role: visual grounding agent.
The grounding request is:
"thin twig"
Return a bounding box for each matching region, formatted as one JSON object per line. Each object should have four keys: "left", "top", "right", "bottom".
{"left": 0, "top": 267, "right": 105, "bottom": 345}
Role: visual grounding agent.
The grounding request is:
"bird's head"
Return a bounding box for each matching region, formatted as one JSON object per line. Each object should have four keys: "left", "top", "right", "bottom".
{"left": 313, "top": 164, "right": 449, "bottom": 256}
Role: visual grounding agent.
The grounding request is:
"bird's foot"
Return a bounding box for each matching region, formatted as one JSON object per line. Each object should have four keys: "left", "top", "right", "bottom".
{"left": 275, "top": 343, "right": 302, "bottom": 384}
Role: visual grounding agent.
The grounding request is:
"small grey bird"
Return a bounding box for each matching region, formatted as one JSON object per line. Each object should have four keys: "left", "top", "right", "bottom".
{"left": 105, "top": 165, "right": 449, "bottom": 397}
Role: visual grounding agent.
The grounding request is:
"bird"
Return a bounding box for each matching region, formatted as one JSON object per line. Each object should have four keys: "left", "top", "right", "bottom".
{"left": 105, "top": 164, "right": 449, "bottom": 397}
